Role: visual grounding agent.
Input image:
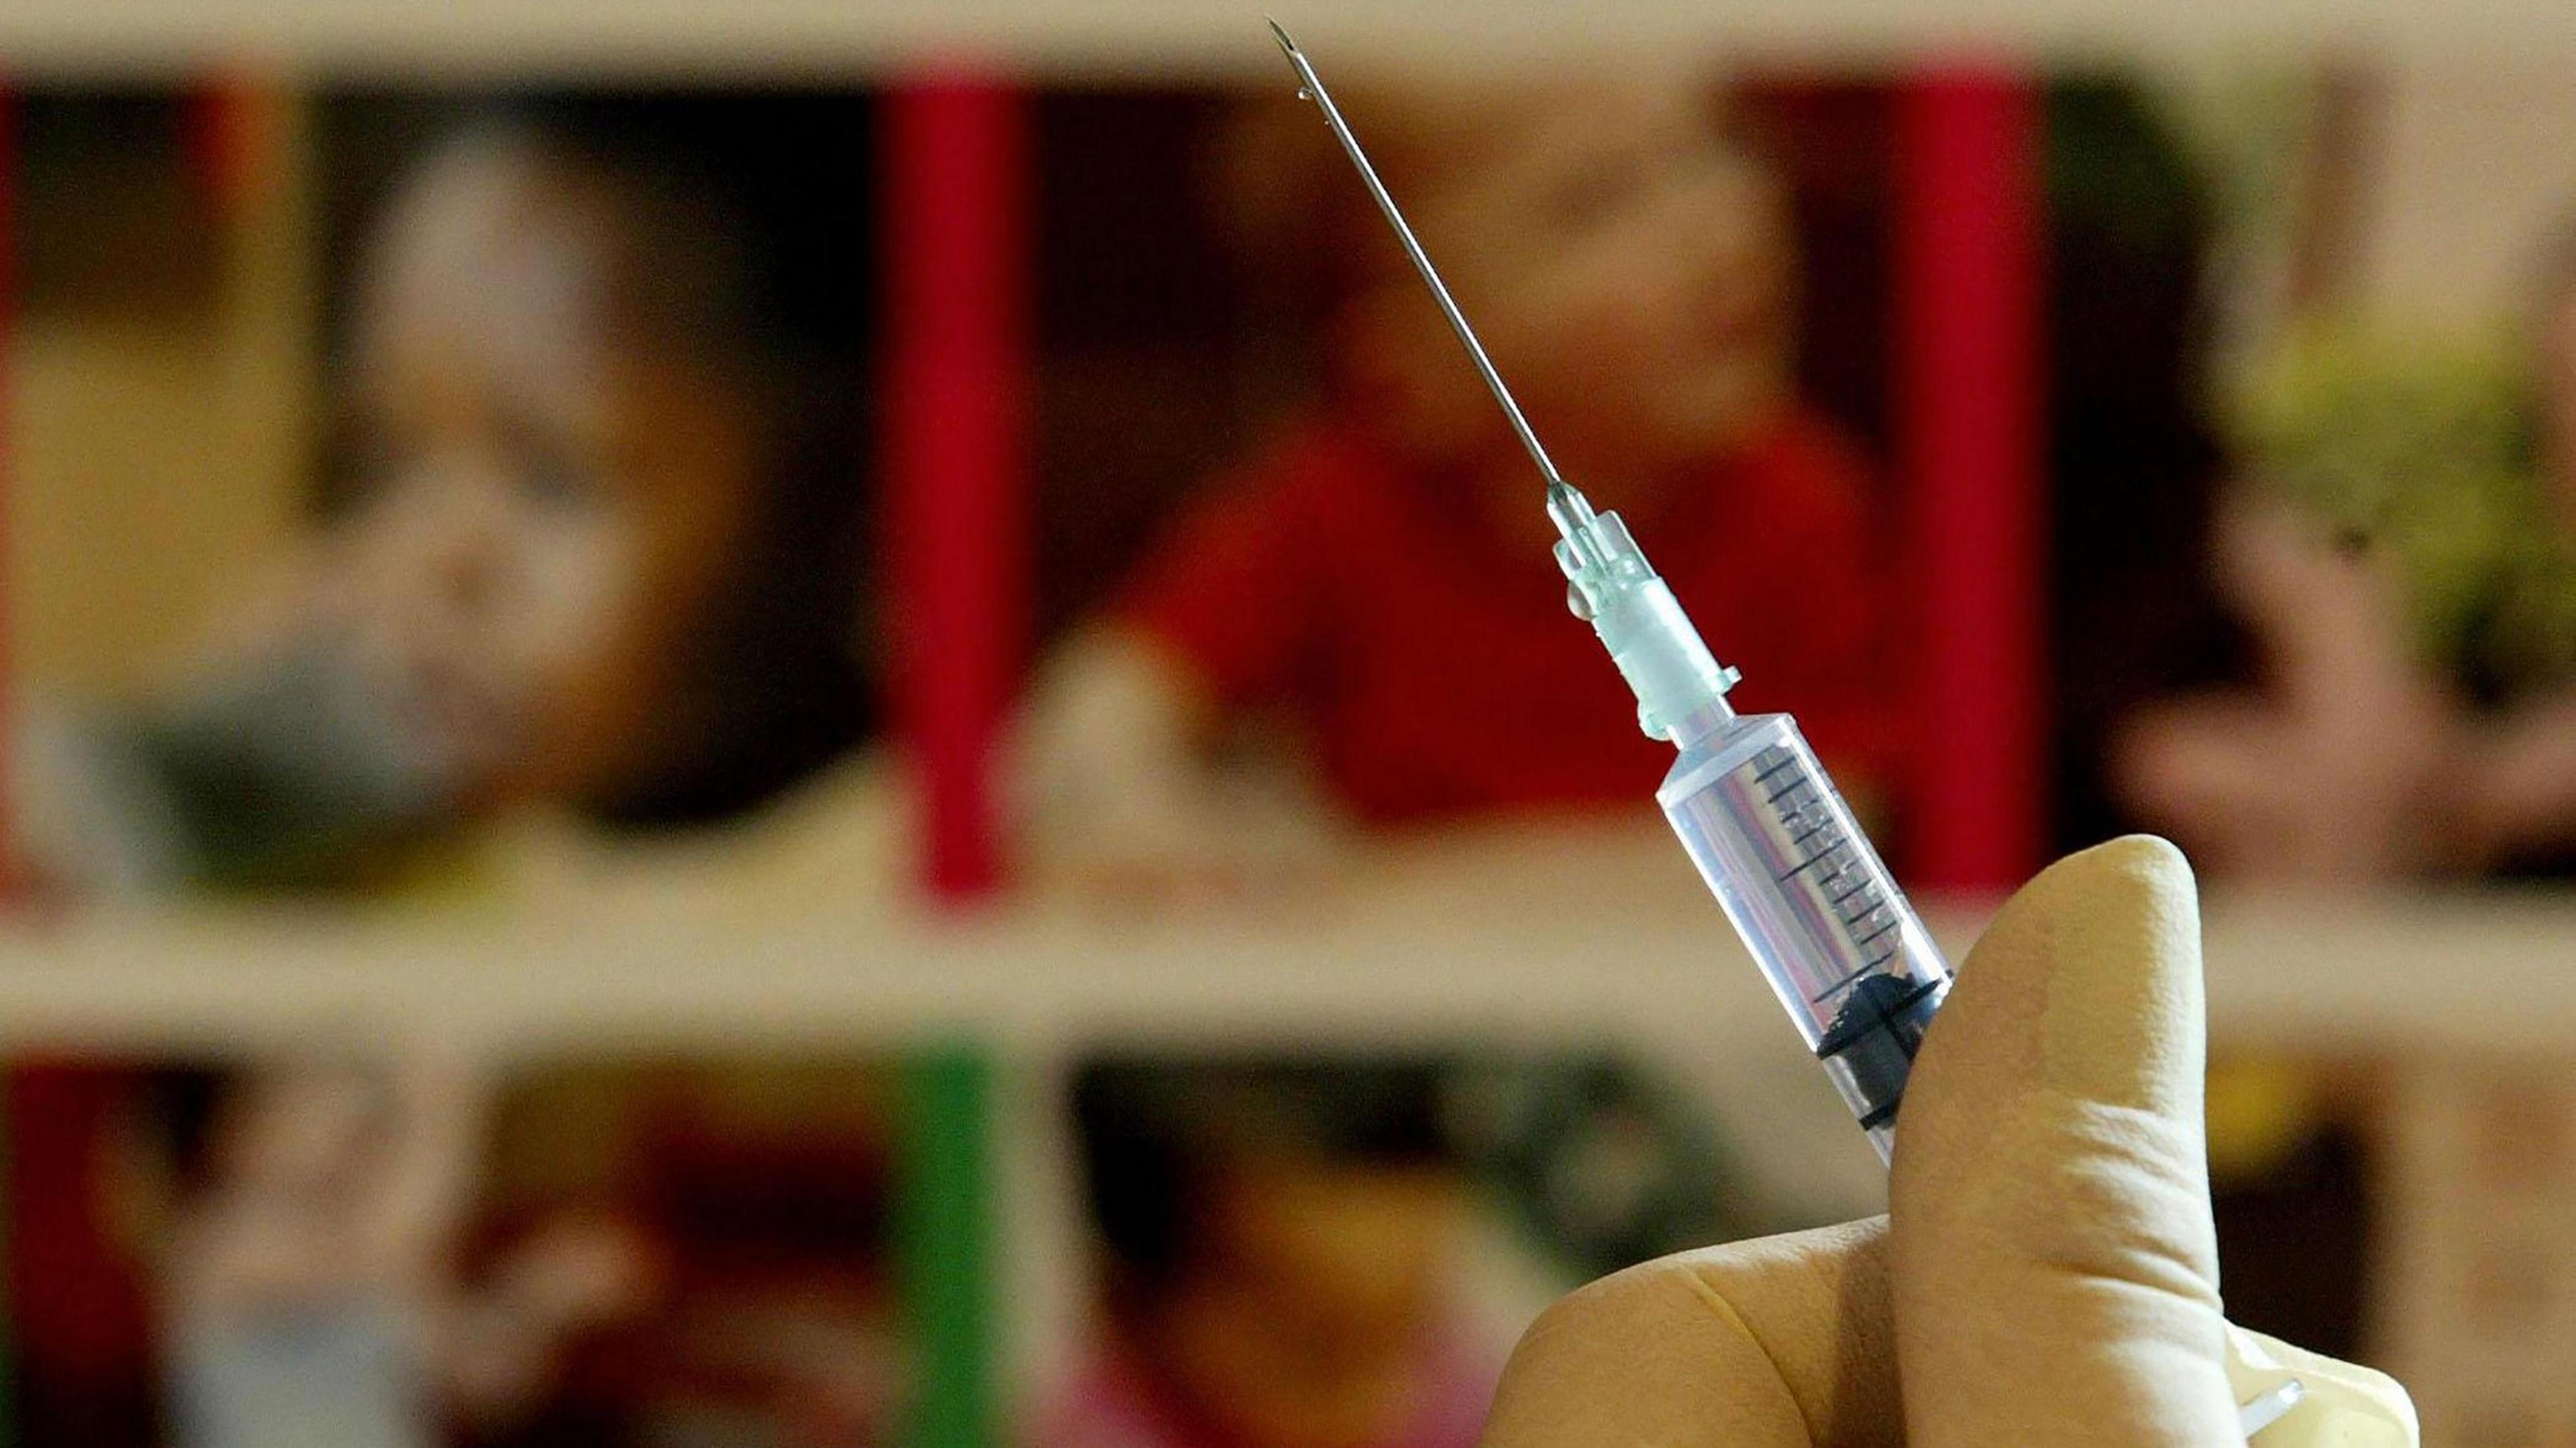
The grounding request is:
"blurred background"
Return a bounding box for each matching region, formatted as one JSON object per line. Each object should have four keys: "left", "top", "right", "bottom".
{"left": 0, "top": 3, "right": 2571, "bottom": 1445}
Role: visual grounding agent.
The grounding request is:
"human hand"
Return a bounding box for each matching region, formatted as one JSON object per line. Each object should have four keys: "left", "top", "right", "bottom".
{"left": 2453, "top": 689, "right": 2576, "bottom": 869}
{"left": 1481, "top": 837, "right": 2416, "bottom": 1446}
{"left": 1015, "top": 625, "right": 1342, "bottom": 911}
{"left": 2114, "top": 500, "right": 2460, "bottom": 882}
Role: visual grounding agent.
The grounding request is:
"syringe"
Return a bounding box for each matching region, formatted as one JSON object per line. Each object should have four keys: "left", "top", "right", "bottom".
{"left": 1268, "top": 16, "right": 1947, "bottom": 1160}
{"left": 1265, "top": 22, "right": 2328, "bottom": 1441}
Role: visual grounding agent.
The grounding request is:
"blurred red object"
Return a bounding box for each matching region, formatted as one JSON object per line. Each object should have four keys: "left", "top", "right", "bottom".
{"left": 883, "top": 75, "right": 1031, "bottom": 904}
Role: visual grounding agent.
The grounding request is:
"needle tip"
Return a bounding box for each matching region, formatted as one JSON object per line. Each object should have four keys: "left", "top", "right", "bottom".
{"left": 1267, "top": 17, "right": 1298, "bottom": 57}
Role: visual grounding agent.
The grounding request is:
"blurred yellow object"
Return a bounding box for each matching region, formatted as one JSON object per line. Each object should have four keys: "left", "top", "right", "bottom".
{"left": 2206, "top": 1053, "right": 2325, "bottom": 1182}
{"left": 13, "top": 81, "right": 313, "bottom": 700}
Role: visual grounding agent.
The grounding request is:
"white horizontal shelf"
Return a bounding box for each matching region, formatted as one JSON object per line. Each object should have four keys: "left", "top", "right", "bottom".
{"left": 3, "top": 0, "right": 2576, "bottom": 79}
{"left": 0, "top": 822, "right": 2557, "bottom": 1064}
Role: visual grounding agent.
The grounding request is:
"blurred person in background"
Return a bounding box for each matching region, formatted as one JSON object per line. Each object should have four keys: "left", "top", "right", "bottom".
{"left": 1019, "top": 74, "right": 1894, "bottom": 890}
{"left": 21, "top": 97, "right": 877, "bottom": 899}
{"left": 1046, "top": 1058, "right": 1491, "bottom": 1448}
{"left": 2114, "top": 227, "right": 2576, "bottom": 881}
{"left": 462, "top": 1064, "right": 909, "bottom": 1447}
{"left": 13, "top": 97, "right": 875, "bottom": 1448}
{"left": 161, "top": 1058, "right": 659, "bottom": 1448}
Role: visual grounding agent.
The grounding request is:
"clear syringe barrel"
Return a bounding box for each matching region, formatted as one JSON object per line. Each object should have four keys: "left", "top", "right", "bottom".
{"left": 1659, "top": 710, "right": 1951, "bottom": 1162}
{"left": 1552, "top": 495, "right": 1953, "bottom": 1162}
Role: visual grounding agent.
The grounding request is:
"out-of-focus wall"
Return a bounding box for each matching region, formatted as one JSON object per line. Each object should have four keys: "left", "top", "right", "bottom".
{"left": 8, "top": 1, "right": 2576, "bottom": 74}
{"left": 2357, "top": 57, "right": 2576, "bottom": 325}
{"left": 8, "top": 89, "right": 311, "bottom": 698}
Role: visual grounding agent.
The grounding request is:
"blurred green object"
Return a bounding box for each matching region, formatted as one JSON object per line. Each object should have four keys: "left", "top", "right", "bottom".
{"left": 2225, "top": 321, "right": 2576, "bottom": 695}
{"left": 898, "top": 1046, "right": 992, "bottom": 1448}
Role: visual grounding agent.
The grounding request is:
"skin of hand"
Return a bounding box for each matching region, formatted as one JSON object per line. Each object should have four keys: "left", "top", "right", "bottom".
{"left": 1013, "top": 624, "right": 1343, "bottom": 907}
{"left": 2114, "top": 501, "right": 2460, "bottom": 882}
{"left": 1481, "top": 836, "right": 2416, "bottom": 1447}
{"left": 2457, "top": 689, "right": 2576, "bottom": 867}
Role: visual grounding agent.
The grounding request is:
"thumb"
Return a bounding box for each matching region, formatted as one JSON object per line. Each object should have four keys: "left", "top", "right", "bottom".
{"left": 1892, "top": 835, "right": 2239, "bottom": 1445}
